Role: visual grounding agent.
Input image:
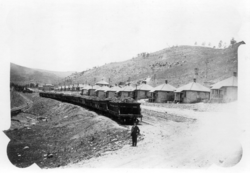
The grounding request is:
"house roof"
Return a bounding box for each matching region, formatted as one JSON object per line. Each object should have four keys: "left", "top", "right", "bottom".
{"left": 152, "top": 83, "right": 176, "bottom": 92}
{"left": 44, "top": 84, "right": 54, "bottom": 86}
{"left": 96, "top": 86, "right": 110, "bottom": 91}
{"left": 78, "top": 84, "right": 84, "bottom": 87}
{"left": 91, "top": 85, "right": 100, "bottom": 90}
{"left": 175, "top": 82, "right": 210, "bottom": 92}
{"left": 120, "top": 85, "right": 135, "bottom": 92}
{"left": 96, "top": 80, "right": 109, "bottom": 85}
{"left": 211, "top": 76, "right": 237, "bottom": 89}
{"left": 82, "top": 85, "right": 92, "bottom": 90}
{"left": 136, "top": 84, "right": 153, "bottom": 91}
{"left": 106, "top": 86, "right": 121, "bottom": 92}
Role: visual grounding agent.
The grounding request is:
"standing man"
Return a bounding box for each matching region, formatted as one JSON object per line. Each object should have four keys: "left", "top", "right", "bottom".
{"left": 131, "top": 122, "right": 140, "bottom": 147}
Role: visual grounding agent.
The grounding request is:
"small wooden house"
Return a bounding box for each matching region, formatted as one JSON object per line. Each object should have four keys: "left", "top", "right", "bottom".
{"left": 78, "top": 84, "right": 84, "bottom": 91}
{"left": 210, "top": 72, "right": 237, "bottom": 102}
{"left": 72, "top": 84, "right": 78, "bottom": 91}
{"left": 106, "top": 86, "right": 121, "bottom": 98}
{"left": 65, "top": 85, "right": 69, "bottom": 91}
{"left": 174, "top": 79, "right": 210, "bottom": 103}
{"left": 54, "top": 87, "right": 59, "bottom": 92}
{"left": 62, "top": 86, "right": 66, "bottom": 91}
{"left": 88, "top": 85, "right": 100, "bottom": 96}
{"left": 134, "top": 83, "right": 153, "bottom": 100}
{"left": 151, "top": 80, "right": 176, "bottom": 103}
{"left": 81, "top": 85, "right": 91, "bottom": 95}
{"left": 96, "top": 86, "right": 110, "bottom": 98}
{"left": 96, "top": 80, "right": 109, "bottom": 87}
{"left": 38, "top": 84, "right": 44, "bottom": 90}
{"left": 118, "top": 85, "right": 135, "bottom": 98}
{"left": 69, "top": 85, "right": 73, "bottom": 91}
{"left": 43, "top": 84, "right": 54, "bottom": 91}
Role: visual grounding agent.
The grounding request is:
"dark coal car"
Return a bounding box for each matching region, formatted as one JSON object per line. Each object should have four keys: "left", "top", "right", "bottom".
{"left": 107, "top": 102, "right": 142, "bottom": 123}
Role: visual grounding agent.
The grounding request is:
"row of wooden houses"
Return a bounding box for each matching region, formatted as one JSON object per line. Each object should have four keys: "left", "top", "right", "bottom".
{"left": 53, "top": 72, "right": 237, "bottom": 103}
{"left": 54, "top": 80, "right": 109, "bottom": 92}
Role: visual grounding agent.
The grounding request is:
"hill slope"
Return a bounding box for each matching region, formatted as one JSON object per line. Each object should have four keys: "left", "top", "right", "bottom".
{"left": 10, "top": 63, "right": 74, "bottom": 85}
{"left": 61, "top": 42, "right": 245, "bottom": 87}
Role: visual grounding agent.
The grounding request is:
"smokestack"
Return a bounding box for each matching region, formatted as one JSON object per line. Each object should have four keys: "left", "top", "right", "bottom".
{"left": 233, "top": 72, "right": 237, "bottom": 77}
{"left": 165, "top": 80, "right": 168, "bottom": 84}
{"left": 193, "top": 78, "right": 196, "bottom": 83}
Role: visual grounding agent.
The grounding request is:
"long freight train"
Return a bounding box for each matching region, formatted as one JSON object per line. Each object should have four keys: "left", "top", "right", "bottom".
{"left": 39, "top": 92, "right": 142, "bottom": 123}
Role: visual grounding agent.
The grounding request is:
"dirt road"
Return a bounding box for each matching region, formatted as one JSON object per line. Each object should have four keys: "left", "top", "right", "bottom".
{"left": 68, "top": 102, "right": 242, "bottom": 168}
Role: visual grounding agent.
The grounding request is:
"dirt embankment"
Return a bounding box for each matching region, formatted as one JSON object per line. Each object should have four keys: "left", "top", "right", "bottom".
{"left": 5, "top": 93, "right": 140, "bottom": 168}
{"left": 10, "top": 91, "right": 26, "bottom": 109}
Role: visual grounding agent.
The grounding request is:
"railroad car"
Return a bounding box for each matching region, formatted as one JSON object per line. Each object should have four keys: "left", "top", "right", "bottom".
{"left": 39, "top": 92, "right": 142, "bottom": 123}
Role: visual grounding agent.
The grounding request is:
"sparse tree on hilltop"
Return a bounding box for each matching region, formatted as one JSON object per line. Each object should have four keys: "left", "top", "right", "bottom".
{"left": 208, "top": 43, "right": 211, "bottom": 47}
{"left": 195, "top": 42, "right": 197, "bottom": 46}
{"left": 218, "top": 40, "right": 222, "bottom": 48}
{"left": 230, "top": 38, "right": 236, "bottom": 46}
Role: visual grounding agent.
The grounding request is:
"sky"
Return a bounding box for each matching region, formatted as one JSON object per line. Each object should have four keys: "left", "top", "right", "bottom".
{"left": 0, "top": 0, "right": 249, "bottom": 72}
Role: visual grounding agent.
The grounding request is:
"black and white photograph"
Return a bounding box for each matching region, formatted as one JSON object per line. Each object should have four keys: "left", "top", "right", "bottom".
{"left": 1, "top": 0, "right": 250, "bottom": 172}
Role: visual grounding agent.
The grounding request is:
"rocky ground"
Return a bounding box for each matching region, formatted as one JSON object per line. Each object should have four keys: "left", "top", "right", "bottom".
{"left": 6, "top": 93, "right": 143, "bottom": 168}
{"left": 6, "top": 92, "right": 243, "bottom": 169}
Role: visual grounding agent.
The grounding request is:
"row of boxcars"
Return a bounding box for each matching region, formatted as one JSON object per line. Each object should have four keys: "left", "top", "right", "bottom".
{"left": 39, "top": 92, "right": 142, "bottom": 123}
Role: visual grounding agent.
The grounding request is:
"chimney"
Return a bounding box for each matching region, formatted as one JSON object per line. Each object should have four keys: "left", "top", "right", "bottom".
{"left": 193, "top": 78, "right": 196, "bottom": 83}
{"left": 165, "top": 80, "right": 168, "bottom": 84}
{"left": 233, "top": 72, "right": 237, "bottom": 77}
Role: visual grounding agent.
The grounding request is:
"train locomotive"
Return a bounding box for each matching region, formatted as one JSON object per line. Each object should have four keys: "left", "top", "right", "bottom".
{"left": 39, "top": 92, "right": 142, "bottom": 123}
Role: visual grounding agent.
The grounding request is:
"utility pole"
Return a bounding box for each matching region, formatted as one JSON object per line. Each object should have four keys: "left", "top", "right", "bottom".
{"left": 109, "top": 78, "right": 111, "bottom": 86}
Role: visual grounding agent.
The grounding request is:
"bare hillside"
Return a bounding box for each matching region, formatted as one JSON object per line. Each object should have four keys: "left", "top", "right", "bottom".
{"left": 10, "top": 63, "right": 74, "bottom": 85}
{"left": 63, "top": 42, "right": 244, "bottom": 87}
